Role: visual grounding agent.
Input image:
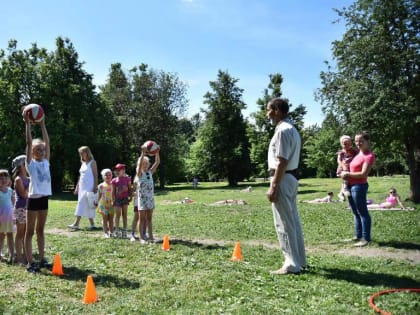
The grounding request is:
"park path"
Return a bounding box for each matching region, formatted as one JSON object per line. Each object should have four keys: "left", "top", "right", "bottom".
{"left": 47, "top": 228, "right": 420, "bottom": 264}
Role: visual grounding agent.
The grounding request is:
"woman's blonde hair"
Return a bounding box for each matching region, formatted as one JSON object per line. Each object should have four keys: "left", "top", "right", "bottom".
{"left": 78, "top": 146, "right": 94, "bottom": 162}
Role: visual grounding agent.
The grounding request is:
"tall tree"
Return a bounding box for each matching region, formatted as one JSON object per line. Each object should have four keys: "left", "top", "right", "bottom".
{"left": 317, "top": 0, "right": 420, "bottom": 202}
{"left": 248, "top": 74, "right": 307, "bottom": 178}
{"left": 199, "top": 70, "right": 251, "bottom": 186}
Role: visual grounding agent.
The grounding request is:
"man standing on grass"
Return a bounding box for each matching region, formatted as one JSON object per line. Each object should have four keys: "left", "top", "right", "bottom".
{"left": 266, "top": 97, "right": 306, "bottom": 275}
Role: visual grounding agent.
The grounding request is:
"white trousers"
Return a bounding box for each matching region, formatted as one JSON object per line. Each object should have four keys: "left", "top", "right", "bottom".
{"left": 271, "top": 174, "right": 306, "bottom": 272}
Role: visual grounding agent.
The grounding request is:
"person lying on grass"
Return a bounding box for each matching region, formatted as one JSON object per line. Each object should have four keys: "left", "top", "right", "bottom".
{"left": 367, "top": 188, "right": 406, "bottom": 209}
{"left": 301, "top": 192, "right": 334, "bottom": 203}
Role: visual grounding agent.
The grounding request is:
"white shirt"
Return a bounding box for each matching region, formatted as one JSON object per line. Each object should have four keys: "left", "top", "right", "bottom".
{"left": 268, "top": 119, "right": 301, "bottom": 171}
{"left": 27, "top": 159, "right": 52, "bottom": 197}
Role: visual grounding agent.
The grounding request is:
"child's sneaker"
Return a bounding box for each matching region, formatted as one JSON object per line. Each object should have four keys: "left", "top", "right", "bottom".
{"left": 67, "top": 223, "right": 80, "bottom": 230}
{"left": 89, "top": 225, "right": 96, "bottom": 231}
{"left": 39, "top": 258, "right": 52, "bottom": 270}
{"left": 103, "top": 233, "right": 110, "bottom": 238}
{"left": 26, "top": 262, "right": 40, "bottom": 273}
{"left": 343, "top": 187, "right": 351, "bottom": 197}
{"left": 140, "top": 239, "right": 148, "bottom": 245}
{"left": 122, "top": 229, "right": 127, "bottom": 239}
{"left": 113, "top": 229, "right": 121, "bottom": 238}
{"left": 130, "top": 235, "right": 136, "bottom": 242}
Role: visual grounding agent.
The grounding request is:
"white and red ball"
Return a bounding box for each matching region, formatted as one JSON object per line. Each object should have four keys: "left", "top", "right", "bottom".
{"left": 144, "top": 140, "right": 160, "bottom": 155}
{"left": 24, "top": 104, "right": 45, "bottom": 123}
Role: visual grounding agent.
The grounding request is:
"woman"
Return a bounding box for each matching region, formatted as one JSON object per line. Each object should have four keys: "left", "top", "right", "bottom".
{"left": 68, "top": 146, "right": 98, "bottom": 230}
{"left": 341, "top": 132, "right": 375, "bottom": 247}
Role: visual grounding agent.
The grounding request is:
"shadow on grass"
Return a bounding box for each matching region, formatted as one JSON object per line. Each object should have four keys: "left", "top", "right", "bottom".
{"left": 318, "top": 267, "right": 420, "bottom": 288}
{"left": 157, "top": 238, "right": 227, "bottom": 250}
{"left": 43, "top": 266, "right": 140, "bottom": 289}
{"left": 376, "top": 241, "right": 420, "bottom": 251}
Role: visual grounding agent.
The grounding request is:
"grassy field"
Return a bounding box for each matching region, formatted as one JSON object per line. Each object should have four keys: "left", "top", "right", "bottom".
{"left": 0, "top": 176, "right": 419, "bottom": 314}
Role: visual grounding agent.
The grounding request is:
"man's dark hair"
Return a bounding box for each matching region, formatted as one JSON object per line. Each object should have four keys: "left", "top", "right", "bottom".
{"left": 269, "top": 98, "right": 289, "bottom": 114}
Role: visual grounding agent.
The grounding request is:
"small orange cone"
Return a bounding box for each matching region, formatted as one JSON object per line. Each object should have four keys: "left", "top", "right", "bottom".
{"left": 162, "top": 234, "right": 170, "bottom": 251}
{"left": 51, "top": 252, "right": 64, "bottom": 276}
{"left": 231, "top": 241, "right": 243, "bottom": 261}
{"left": 83, "top": 275, "right": 99, "bottom": 304}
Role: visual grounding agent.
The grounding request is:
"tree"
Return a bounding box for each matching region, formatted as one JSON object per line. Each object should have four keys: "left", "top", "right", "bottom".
{"left": 304, "top": 113, "right": 342, "bottom": 177}
{"left": 317, "top": 0, "right": 420, "bottom": 202}
{"left": 198, "top": 70, "right": 251, "bottom": 186}
{"left": 0, "top": 38, "right": 108, "bottom": 191}
{"left": 248, "top": 73, "right": 307, "bottom": 178}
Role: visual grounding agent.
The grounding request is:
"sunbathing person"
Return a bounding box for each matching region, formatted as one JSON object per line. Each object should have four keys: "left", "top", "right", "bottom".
{"left": 367, "top": 188, "right": 405, "bottom": 209}
{"left": 302, "top": 192, "right": 334, "bottom": 203}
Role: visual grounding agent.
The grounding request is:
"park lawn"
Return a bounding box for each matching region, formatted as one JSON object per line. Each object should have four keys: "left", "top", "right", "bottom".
{"left": 0, "top": 176, "right": 419, "bottom": 314}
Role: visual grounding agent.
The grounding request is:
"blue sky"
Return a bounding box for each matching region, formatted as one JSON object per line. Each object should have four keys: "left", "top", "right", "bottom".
{"left": 1, "top": 0, "right": 354, "bottom": 126}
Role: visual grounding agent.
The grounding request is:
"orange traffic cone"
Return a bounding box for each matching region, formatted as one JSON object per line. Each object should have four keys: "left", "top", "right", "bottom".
{"left": 51, "top": 252, "right": 64, "bottom": 276}
{"left": 231, "top": 241, "right": 243, "bottom": 261}
{"left": 83, "top": 275, "right": 99, "bottom": 304}
{"left": 162, "top": 234, "right": 170, "bottom": 251}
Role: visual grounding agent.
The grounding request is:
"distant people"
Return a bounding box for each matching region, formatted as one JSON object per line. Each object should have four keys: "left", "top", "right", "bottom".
{"left": 340, "top": 131, "right": 375, "bottom": 247}
{"left": 0, "top": 169, "right": 15, "bottom": 264}
{"left": 209, "top": 199, "right": 247, "bottom": 206}
{"left": 23, "top": 111, "right": 52, "bottom": 272}
{"left": 266, "top": 97, "right": 306, "bottom": 275}
{"left": 12, "top": 155, "right": 29, "bottom": 265}
{"left": 240, "top": 186, "right": 253, "bottom": 192}
{"left": 68, "top": 146, "right": 98, "bottom": 230}
{"left": 137, "top": 146, "right": 160, "bottom": 244}
{"left": 193, "top": 177, "right": 199, "bottom": 189}
{"left": 112, "top": 164, "right": 132, "bottom": 239}
{"left": 368, "top": 188, "right": 405, "bottom": 209}
{"left": 302, "top": 192, "right": 334, "bottom": 203}
{"left": 97, "top": 169, "right": 115, "bottom": 238}
{"left": 337, "top": 135, "right": 358, "bottom": 201}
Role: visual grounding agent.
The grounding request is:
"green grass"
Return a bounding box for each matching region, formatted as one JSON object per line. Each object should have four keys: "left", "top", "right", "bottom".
{"left": 0, "top": 176, "right": 419, "bottom": 314}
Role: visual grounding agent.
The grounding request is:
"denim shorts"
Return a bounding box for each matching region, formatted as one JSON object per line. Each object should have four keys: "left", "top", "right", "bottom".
{"left": 115, "top": 197, "right": 129, "bottom": 207}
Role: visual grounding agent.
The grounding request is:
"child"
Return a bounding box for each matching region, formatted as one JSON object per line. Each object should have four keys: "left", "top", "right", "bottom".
{"left": 0, "top": 169, "right": 15, "bottom": 263}
{"left": 97, "top": 169, "right": 115, "bottom": 238}
{"left": 368, "top": 188, "right": 406, "bottom": 209}
{"left": 137, "top": 146, "right": 160, "bottom": 244}
{"left": 23, "top": 112, "right": 52, "bottom": 272}
{"left": 302, "top": 192, "right": 334, "bottom": 203}
{"left": 130, "top": 172, "right": 140, "bottom": 242}
{"left": 337, "top": 135, "right": 358, "bottom": 201}
{"left": 112, "top": 164, "right": 132, "bottom": 238}
{"left": 12, "top": 155, "right": 30, "bottom": 265}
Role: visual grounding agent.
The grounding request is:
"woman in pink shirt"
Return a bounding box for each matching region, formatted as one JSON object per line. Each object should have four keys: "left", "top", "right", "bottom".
{"left": 340, "top": 131, "right": 375, "bottom": 247}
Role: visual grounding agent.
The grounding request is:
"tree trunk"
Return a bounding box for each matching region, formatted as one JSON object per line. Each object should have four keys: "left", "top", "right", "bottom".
{"left": 407, "top": 145, "right": 420, "bottom": 203}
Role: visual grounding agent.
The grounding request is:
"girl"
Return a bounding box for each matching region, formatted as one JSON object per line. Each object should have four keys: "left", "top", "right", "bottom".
{"left": 137, "top": 146, "right": 160, "bottom": 244}
{"left": 112, "top": 164, "right": 132, "bottom": 238}
{"left": 24, "top": 112, "right": 52, "bottom": 272}
{"left": 337, "top": 135, "right": 358, "bottom": 201}
{"left": 12, "top": 155, "right": 30, "bottom": 265}
{"left": 68, "top": 146, "right": 98, "bottom": 230}
{"left": 97, "top": 169, "right": 115, "bottom": 238}
{"left": 341, "top": 131, "right": 375, "bottom": 247}
{"left": 0, "top": 169, "right": 15, "bottom": 263}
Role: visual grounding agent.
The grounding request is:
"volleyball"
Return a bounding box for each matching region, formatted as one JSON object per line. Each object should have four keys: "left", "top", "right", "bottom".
{"left": 24, "top": 104, "right": 45, "bottom": 123}
{"left": 144, "top": 140, "right": 160, "bottom": 155}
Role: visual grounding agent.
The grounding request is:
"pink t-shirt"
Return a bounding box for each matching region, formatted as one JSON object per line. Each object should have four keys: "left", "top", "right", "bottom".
{"left": 348, "top": 151, "right": 375, "bottom": 185}
{"left": 111, "top": 175, "right": 131, "bottom": 199}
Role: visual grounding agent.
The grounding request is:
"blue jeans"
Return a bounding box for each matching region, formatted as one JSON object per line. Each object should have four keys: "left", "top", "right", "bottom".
{"left": 348, "top": 183, "right": 371, "bottom": 242}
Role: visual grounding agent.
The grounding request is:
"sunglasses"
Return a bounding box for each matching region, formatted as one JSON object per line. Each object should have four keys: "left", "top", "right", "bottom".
{"left": 390, "top": 191, "right": 395, "bottom": 194}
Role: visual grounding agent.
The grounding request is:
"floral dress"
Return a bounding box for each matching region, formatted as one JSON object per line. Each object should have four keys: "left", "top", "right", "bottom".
{"left": 138, "top": 170, "right": 155, "bottom": 210}
{"left": 97, "top": 182, "right": 115, "bottom": 215}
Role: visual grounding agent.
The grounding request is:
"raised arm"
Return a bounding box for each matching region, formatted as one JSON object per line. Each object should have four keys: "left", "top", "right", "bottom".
{"left": 39, "top": 118, "right": 50, "bottom": 161}
{"left": 150, "top": 151, "right": 160, "bottom": 173}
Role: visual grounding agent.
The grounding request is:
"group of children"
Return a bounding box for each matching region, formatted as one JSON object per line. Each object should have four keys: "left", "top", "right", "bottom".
{"left": 0, "top": 109, "right": 161, "bottom": 272}
{"left": 0, "top": 110, "right": 51, "bottom": 272}
{"left": 70, "top": 145, "right": 160, "bottom": 244}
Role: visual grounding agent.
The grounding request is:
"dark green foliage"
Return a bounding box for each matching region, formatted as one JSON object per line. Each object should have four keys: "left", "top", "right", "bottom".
{"left": 193, "top": 70, "right": 251, "bottom": 186}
